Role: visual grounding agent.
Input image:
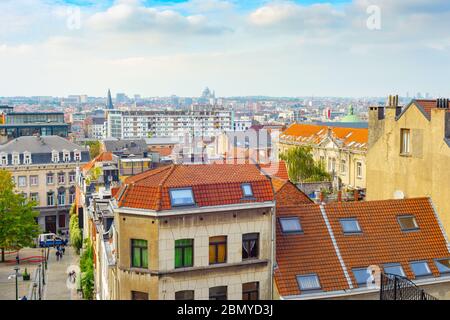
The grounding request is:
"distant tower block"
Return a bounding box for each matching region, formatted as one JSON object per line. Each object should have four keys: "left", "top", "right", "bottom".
{"left": 107, "top": 89, "right": 114, "bottom": 110}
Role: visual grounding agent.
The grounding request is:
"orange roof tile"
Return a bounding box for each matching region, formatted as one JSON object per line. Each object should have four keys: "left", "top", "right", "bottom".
{"left": 259, "top": 161, "right": 289, "bottom": 181}
{"left": 117, "top": 164, "right": 274, "bottom": 211}
{"left": 274, "top": 179, "right": 313, "bottom": 206}
{"left": 81, "top": 151, "right": 114, "bottom": 172}
{"left": 275, "top": 198, "right": 450, "bottom": 298}
{"left": 414, "top": 99, "right": 450, "bottom": 117}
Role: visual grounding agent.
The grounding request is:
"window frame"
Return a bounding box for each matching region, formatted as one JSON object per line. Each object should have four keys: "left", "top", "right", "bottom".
{"left": 340, "top": 218, "right": 362, "bottom": 235}
{"left": 397, "top": 215, "right": 419, "bottom": 232}
{"left": 434, "top": 258, "right": 450, "bottom": 275}
{"left": 47, "top": 192, "right": 55, "bottom": 206}
{"left": 383, "top": 263, "right": 406, "bottom": 277}
{"left": 209, "top": 236, "right": 227, "bottom": 265}
{"left": 175, "top": 290, "right": 195, "bottom": 300}
{"left": 352, "top": 267, "right": 371, "bottom": 287}
{"left": 242, "top": 282, "right": 259, "bottom": 300}
{"left": 241, "top": 183, "right": 254, "bottom": 198}
{"left": 17, "top": 176, "right": 27, "bottom": 187}
{"left": 131, "top": 239, "right": 149, "bottom": 269}
{"left": 356, "top": 161, "right": 363, "bottom": 178}
{"left": 279, "top": 217, "right": 303, "bottom": 235}
{"left": 242, "top": 233, "right": 259, "bottom": 260}
{"left": 209, "top": 286, "right": 227, "bottom": 300}
{"left": 296, "top": 274, "right": 322, "bottom": 292}
{"left": 30, "top": 175, "right": 39, "bottom": 186}
{"left": 175, "top": 239, "right": 194, "bottom": 269}
{"left": 400, "top": 128, "right": 411, "bottom": 155}
{"left": 169, "top": 188, "right": 195, "bottom": 207}
{"left": 410, "top": 261, "right": 432, "bottom": 278}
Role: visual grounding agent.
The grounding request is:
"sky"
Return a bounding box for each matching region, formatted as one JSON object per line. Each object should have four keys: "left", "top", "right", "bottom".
{"left": 1, "top": 0, "right": 450, "bottom": 98}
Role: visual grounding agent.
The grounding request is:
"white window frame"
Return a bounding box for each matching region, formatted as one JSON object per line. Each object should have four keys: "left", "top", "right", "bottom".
{"left": 356, "top": 162, "right": 362, "bottom": 178}
{"left": 12, "top": 152, "right": 20, "bottom": 165}
{"left": 23, "top": 152, "right": 32, "bottom": 165}
{"left": 0, "top": 153, "right": 8, "bottom": 166}
{"left": 401, "top": 129, "right": 410, "bottom": 154}
{"left": 52, "top": 150, "right": 59, "bottom": 163}
{"left": 63, "top": 150, "right": 70, "bottom": 162}
{"left": 74, "top": 150, "right": 81, "bottom": 162}
{"left": 30, "top": 175, "right": 39, "bottom": 186}
{"left": 18, "top": 176, "right": 27, "bottom": 187}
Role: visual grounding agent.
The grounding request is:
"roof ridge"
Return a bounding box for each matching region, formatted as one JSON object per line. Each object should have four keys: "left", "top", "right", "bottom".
{"left": 125, "top": 164, "right": 172, "bottom": 184}
{"left": 156, "top": 164, "right": 177, "bottom": 211}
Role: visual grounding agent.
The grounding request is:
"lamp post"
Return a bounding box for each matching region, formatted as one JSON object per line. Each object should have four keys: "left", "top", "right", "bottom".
{"left": 14, "top": 266, "right": 19, "bottom": 301}
{"left": 41, "top": 250, "right": 46, "bottom": 285}
{"left": 38, "top": 264, "right": 42, "bottom": 300}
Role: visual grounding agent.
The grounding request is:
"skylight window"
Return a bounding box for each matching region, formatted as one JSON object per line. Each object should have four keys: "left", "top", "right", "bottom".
{"left": 410, "top": 261, "right": 432, "bottom": 277}
{"left": 435, "top": 259, "right": 450, "bottom": 274}
{"left": 169, "top": 188, "right": 195, "bottom": 207}
{"left": 398, "top": 215, "right": 419, "bottom": 231}
{"left": 241, "top": 183, "right": 253, "bottom": 198}
{"left": 279, "top": 217, "right": 303, "bottom": 234}
{"left": 340, "top": 218, "right": 362, "bottom": 234}
{"left": 383, "top": 264, "right": 406, "bottom": 277}
{"left": 352, "top": 268, "right": 371, "bottom": 286}
{"left": 296, "top": 274, "right": 321, "bottom": 292}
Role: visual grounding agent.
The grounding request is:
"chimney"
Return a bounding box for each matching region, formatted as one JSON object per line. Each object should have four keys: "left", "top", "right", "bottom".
{"left": 337, "top": 190, "right": 342, "bottom": 202}
{"left": 385, "top": 94, "right": 402, "bottom": 118}
{"left": 436, "top": 98, "right": 449, "bottom": 109}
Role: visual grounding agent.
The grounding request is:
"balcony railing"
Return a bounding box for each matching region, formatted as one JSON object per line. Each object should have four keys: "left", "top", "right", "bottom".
{"left": 380, "top": 273, "right": 438, "bottom": 300}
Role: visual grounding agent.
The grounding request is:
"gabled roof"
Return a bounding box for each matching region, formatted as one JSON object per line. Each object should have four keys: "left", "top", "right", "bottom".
{"left": 81, "top": 151, "right": 114, "bottom": 172}
{"left": 116, "top": 164, "right": 274, "bottom": 211}
{"left": 398, "top": 99, "right": 450, "bottom": 121}
{"left": 280, "top": 124, "right": 368, "bottom": 151}
{"left": 0, "top": 135, "right": 87, "bottom": 154}
{"left": 273, "top": 178, "right": 313, "bottom": 206}
{"left": 275, "top": 198, "right": 450, "bottom": 298}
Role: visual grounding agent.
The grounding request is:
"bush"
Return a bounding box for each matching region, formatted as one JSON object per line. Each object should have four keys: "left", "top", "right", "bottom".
{"left": 80, "top": 239, "right": 94, "bottom": 300}
{"left": 69, "top": 205, "right": 83, "bottom": 255}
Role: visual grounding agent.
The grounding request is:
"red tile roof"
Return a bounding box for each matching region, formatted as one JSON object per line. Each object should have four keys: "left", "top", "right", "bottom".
{"left": 414, "top": 99, "right": 450, "bottom": 117}
{"left": 275, "top": 197, "right": 450, "bottom": 298}
{"left": 259, "top": 160, "right": 289, "bottom": 181}
{"left": 81, "top": 151, "right": 114, "bottom": 172}
{"left": 117, "top": 164, "right": 274, "bottom": 211}
{"left": 280, "top": 124, "right": 368, "bottom": 150}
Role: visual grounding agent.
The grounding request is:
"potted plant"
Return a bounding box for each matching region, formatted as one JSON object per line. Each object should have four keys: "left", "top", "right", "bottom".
{"left": 22, "top": 268, "right": 30, "bottom": 281}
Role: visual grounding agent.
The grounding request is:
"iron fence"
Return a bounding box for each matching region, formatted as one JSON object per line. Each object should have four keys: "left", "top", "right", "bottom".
{"left": 380, "top": 273, "right": 438, "bottom": 300}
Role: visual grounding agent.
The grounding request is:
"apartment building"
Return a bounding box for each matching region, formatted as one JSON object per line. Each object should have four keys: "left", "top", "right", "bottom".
{"left": 106, "top": 109, "right": 233, "bottom": 139}
{"left": 278, "top": 124, "right": 368, "bottom": 190}
{"left": 0, "top": 135, "right": 90, "bottom": 233}
{"left": 366, "top": 96, "right": 450, "bottom": 237}
{"left": 91, "top": 163, "right": 275, "bottom": 300}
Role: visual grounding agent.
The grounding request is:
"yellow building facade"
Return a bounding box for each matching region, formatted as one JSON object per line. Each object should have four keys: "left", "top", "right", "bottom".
{"left": 366, "top": 97, "right": 450, "bottom": 236}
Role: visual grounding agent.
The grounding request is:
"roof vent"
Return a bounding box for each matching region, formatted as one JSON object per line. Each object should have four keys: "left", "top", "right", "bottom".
{"left": 436, "top": 98, "right": 449, "bottom": 109}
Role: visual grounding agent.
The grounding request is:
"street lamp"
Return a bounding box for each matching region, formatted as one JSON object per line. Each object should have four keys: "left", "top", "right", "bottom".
{"left": 13, "top": 266, "right": 19, "bottom": 301}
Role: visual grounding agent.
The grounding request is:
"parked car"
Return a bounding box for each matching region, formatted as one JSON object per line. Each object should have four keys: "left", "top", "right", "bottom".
{"left": 38, "top": 233, "right": 68, "bottom": 248}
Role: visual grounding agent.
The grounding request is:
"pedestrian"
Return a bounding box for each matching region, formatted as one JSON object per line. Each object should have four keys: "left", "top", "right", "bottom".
{"left": 58, "top": 248, "right": 63, "bottom": 260}
{"left": 15, "top": 254, "right": 20, "bottom": 265}
{"left": 56, "top": 249, "right": 60, "bottom": 261}
{"left": 61, "top": 245, "right": 66, "bottom": 256}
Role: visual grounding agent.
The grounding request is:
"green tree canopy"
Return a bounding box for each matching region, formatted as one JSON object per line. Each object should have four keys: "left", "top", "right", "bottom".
{"left": 280, "top": 146, "right": 331, "bottom": 183}
{"left": 85, "top": 141, "right": 101, "bottom": 159}
{"left": 0, "top": 170, "right": 40, "bottom": 262}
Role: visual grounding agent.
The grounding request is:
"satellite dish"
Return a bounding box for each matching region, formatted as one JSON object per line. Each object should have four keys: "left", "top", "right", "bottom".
{"left": 393, "top": 190, "right": 405, "bottom": 199}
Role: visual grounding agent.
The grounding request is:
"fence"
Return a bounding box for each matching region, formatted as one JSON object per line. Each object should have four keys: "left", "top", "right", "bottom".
{"left": 380, "top": 273, "right": 438, "bottom": 300}
{"left": 28, "top": 248, "right": 49, "bottom": 300}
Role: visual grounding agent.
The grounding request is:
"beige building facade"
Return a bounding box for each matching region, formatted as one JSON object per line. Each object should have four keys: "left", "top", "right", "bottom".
{"left": 366, "top": 97, "right": 450, "bottom": 236}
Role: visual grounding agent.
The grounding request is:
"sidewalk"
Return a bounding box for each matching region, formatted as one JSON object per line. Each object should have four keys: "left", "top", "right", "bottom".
{"left": 43, "top": 247, "right": 81, "bottom": 300}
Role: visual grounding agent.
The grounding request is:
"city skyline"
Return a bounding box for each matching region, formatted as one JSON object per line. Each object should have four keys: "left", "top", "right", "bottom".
{"left": 1, "top": 0, "right": 450, "bottom": 97}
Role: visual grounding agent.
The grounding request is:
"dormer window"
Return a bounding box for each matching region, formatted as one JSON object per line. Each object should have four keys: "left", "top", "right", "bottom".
{"left": 52, "top": 150, "right": 59, "bottom": 163}
{"left": 12, "top": 152, "right": 20, "bottom": 165}
{"left": 241, "top": 183, "right": 253, "bottom": 198}
{"left": 0, "top": 153, "right": 8, "bottom": 166}
{"left": 23, "top": 152, "right": 32, "bottom": 165}
{"left": 74, "top": 150, "right": 81, "bottom": 162}
{"left": 63, "top": 150, "right": 70, "bottom": 162}
{"left": 169, "top": 188, "right": 195, "bottom": 207}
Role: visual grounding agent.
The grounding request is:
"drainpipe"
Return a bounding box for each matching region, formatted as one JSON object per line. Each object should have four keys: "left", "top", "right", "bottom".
{"left": 270, "top": 206, "right": 275, "bottom": 300}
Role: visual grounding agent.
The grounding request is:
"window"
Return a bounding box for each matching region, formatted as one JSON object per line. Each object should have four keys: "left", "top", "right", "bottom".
{"left": 47, "top": 173, "right": 54, "bottom": 185}
{"left": 356, "top": 162, "right": 362, "bottom": 178}
{"left": 30, "top": 193, "right": 39, "bottom": 203}
{"left": 398, "top": 215, "right": 419, "bottom": 231}
{"left": 209, "top": 236, "right": 227, "bottom": 265}
{"left": 58, "top": 173, "right": 65, "bottom": 185}
{"left": 74, "top": 151, "right": 81, "bottom": 162}
{"left": 131, "top": 291, "right": 148, "bottom": 300}
{"left": 30, "top": 175, "right": 38, "bottom": 186}
{"left": 47, "top": 192, "right": 55, "bottom": 206}
{"left": 410, "top": 261, "right": 432, "bottom": 277}
{"left": 69, "top": 172, "right": 76, "bottom": 184}
{"left": 241, "top": 183, "right": 253, "bottom": 198}
{"left": 23, "top": 152, "right": 32, "bottom": 165}
{"left": 175, "top": 290, "right": 194, "bottom": 300}
{"left": 242, "top": 282, "right": 259, "bottom": 300}
{"left": 58, "top": 190, "right": 66, "bottom": 206}
{"left": 52, "top": 151, "right": 59, "bottom": 163}
{"left": 18, "top": 176, "right": 27, "bottom": 187}
{"left": 352, "top": 268, "right": 371, "bottom": 286}
{"left": 209, "top": 286, "right": 227, "bottom": 300}
{"left": 242, "top": 233, "right": 259, "bottom": 260}
{"left": 296, "top": 274, "right": 321, "bottom": 292}
{"left": 384, "top": 264, "right": 405, "bottom": 277}
{"left": 341, "top": 160, "right": 346, "bottom": 174}
{"left": 175, "top": 239, "right": 194, "bottom": 268}
{"left": 279, "top": 217, "right": 303, "bottom": 234}
{"left": 131, "top": 239, "right": 148, "bottom": 268}
{"left": 12, "top": 153, "right": 20, "bottom": 165}
{"left": 69, "top": 190, "right": 76, "bottom": 204}
{"left": 435, "top": 259, "right": 450, "bottom": 274}
{"left": 169, "top": 188, "right": 195, "bottom": 207}
{"left": 0, "top": 153, "right": 7, "bottom": 166}
{"left": 400, "top": 129, "right": 410, "bottom": 154}
{"left": 340, "top": 218, "right": 362, "bottom": 234}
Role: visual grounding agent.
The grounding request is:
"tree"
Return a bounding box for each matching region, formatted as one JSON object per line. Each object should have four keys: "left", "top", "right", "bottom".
{"left": 69, "top": 204, "right": 82, "bottom": 255}
{"left": 280, "top": 146, "right": 331, "bottom": 183}
{"left": 80, "top": 239, "right": 94, "bottom": 300}
{"left": 0, "top": 170, "right": 40, "bottom": 262}
{"left": 85, "top": 141, "right": 101, "bottom": 159}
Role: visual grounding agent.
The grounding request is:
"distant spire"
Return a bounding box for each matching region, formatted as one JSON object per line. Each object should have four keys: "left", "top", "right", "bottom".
{"left": 107, "top": 89, "right": 114, "bottom": 110}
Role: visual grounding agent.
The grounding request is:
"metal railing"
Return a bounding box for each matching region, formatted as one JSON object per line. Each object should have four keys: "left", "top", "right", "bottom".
{"left": 380, "top": 273, "right": 438, "bottom": 300}
{"left": 28, "top": 248, "right": 49, "bottom": 300}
